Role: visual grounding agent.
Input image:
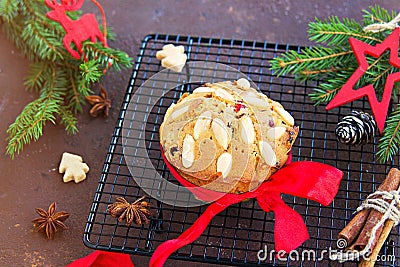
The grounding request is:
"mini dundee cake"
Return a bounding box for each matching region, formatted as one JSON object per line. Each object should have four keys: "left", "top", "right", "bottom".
{"left": 159, "top": 79, "right": 299, "bottom": 193}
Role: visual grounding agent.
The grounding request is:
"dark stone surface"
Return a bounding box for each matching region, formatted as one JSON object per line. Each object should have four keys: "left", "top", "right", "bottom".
{"left": 0, "top": 1, "right": 397, "bottom": 266}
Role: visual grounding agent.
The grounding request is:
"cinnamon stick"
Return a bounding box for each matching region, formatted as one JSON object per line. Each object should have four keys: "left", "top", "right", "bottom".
{"left": 358, "top": 219, "right": 395, "bottom": 267}
{"left": 357, "top": 168, "right": 400, "bottom": 267}
{"left": 338, "top": 211, "right": 369, "bottom": 245}
{"left": 350, "top": 168, "right": 400, "bottom": 252}
{"left": 338, "top": 168, "right": 400, "bottom": 248}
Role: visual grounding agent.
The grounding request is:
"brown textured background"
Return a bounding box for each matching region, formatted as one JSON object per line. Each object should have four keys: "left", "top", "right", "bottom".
{"left": 0, "top": 1, "right": 398, "bottom": 266}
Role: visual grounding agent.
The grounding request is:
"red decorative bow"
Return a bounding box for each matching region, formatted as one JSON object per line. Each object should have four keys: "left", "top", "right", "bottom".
{"left": 66, "top": 250, "right": 134, "bottom": 267}
{"left": 150, "top": 150, "right": 343, "bottom": 267}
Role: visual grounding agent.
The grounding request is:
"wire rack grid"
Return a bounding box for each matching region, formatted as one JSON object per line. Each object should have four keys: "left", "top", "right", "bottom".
{"left": 83, "top": 34, "right": 400, "bottom": 266}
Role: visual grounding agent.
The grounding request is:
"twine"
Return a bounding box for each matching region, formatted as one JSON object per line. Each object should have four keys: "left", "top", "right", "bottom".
{"left": 363, "top": 13, "right": 400, "bottom": 33}
{"left": 331, "top": 190, "right": 400, "bottom": 262}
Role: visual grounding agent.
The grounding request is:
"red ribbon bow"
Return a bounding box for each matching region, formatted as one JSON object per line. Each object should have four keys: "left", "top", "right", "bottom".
{"left": 150, "top": 151, "right": 344, "bottom": 267}
{"left": 66, "top": 251, "right": 134, "bottom": 267}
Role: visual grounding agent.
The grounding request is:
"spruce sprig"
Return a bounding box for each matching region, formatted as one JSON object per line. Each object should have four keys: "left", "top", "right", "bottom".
{"left": 269, "top": 5, "right": 400, "bottom": 163}
{"left": 0, "top": 0, "right": 132, "bottom": 158}
{"left": 309, "top": 67, "right": 357, "bottom": 105}
{"left": 6, "top": 65, "right": 66, "bottom": 156}
{"left": 308, "top": 16, "right": 381, "bottom": 46}
{"left": 270, "top": 46, "right": 354, "bottom": 81}
{"left": 377, "top": 105, "right": 400, "bottom": 162}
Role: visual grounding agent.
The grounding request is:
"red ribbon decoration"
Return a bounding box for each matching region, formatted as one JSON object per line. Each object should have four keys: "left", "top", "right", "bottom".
{"left": 66, "top": 251, "right": 134, "bottom": 267}
{"left": 150, "top": 149, "right": 343, "bottom": 267}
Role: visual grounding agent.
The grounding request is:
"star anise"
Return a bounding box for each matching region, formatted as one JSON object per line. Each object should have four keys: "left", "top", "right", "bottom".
{"left": 85, "top": 84, "right": 111, "bottom": 117}
{"left": 32, "top": 202, "right": 70, "bottom": 239}
{"left": 107, "top": 196, "right": 152, "bottom": 226}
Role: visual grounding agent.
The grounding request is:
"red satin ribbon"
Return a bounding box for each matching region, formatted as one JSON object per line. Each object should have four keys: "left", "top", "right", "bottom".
{"left": 150, "top": 151, "right": 343, "bottom": 267}
{"left": 66, "top": 251, "right": 134, "bottom": 267}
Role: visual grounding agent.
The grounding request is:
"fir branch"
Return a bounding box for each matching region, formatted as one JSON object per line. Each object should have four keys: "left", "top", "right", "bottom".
{"left": 82, "top": 42, "right": 132, "bottom": 71}
{"left": 2, "top": 16, "right": 34, "bottom": 60}
{"left": 77, "top": 79, "right": 93, "bottom": 96}
{"left": 308, "top": 17, "right": 381, "bottom": 46}
{"left": 6, "top": 64, "right": 66, "bottom": 157}
{"left": 308, "top": 53, "right": 397, "bottom": 106}
{"left": 377, "top": 105, "right": 400, "bottom": 162}
{"left": 4, "top": 0, "right": 68, "bottom": 62}
{"left": 372, "top": 67, "right": 391, "bottom": 84}
{"left": 309, "top": 86, "right": 340, "bottom": 105}
{"left": 6, "top": 99, "right": 41, "bottom": 139}
{"left": 65, "top": 68, "right": 85, "bottom": 113}
{"left": 21, "top": 0, "right": 63, "bottom": 36}
{"left": 270, "top": 46, "right": 354, "bottom": 81}
{"left": 393, "top": 83, "right": 400, "bottom": 97}
{"left": 55, "top": 61, "right": 80, "bottom": 71}
{"left": 77, "top": 79, "right": 92, "bottom": 103}
{"left": 362, "top": 5, "right": 397, "bottom": 27}
{"left": 80, "top": 60, "right": 102, "bottom": 83}
{"left": 22, "top": 20, "right": 65, "bottom": 61}
{"left": 300, "top": 67, "right": 345, "bottom": 76}
{"left": 104, "top": 26, "right": 116, "bottom": 41}
{"left": 3, "top": 0, "right": 132, "bottom": 157}
{"left": 309, "top": 67, "right": 356, "bottom": 105}
{"left": 24, "top": 61, "right": 50, "bottom": 92}
{"left": 59, "top": 106, "right": 78, "bottom": 134}
{"left": 40, "top": 64, "right": 68, "bottom": 98}
{"left": 6, "top": 93, "right": 62, "bottom": 157}
{"left": 0, "top": 0, "right": 19, "bottom": 21}
{"left": 3, "top": 15, "right": 66, "bottom": 62}
{"left": 21, "top": 0, "right": 49, "bottom": 21}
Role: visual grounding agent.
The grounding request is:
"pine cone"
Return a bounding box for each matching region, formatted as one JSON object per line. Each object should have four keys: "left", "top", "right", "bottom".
{"left": 335, "top": 110, "right": 377, "bottom": 145}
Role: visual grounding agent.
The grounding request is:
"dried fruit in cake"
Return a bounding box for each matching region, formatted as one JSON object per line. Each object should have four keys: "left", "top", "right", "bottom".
{"left": 159, "top": 79, "right": 299, "bottom": 193}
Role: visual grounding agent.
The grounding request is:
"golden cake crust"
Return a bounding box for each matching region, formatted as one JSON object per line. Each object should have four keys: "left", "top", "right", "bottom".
{"left": 160, "top": 79, "right": 298, "bottom": 193}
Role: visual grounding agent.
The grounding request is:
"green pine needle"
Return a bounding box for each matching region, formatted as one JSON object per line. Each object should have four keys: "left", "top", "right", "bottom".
{"left": 0, "top": 0, "right": 19, "bottom": 21}
{"left": 80, "top": 60, "right": 102, "bottom": 83}
{"left": 65, "top": 68, "right": 86, "bottom": 113}
{"left": 82, "top": 41, "right": 132, "bottom": 71}
{"left": 270, "top": 46, "right": 355, "bottom": 81}
{"left": 6, "top": 92, "right": 62, "bottom": 158}
{"left": 308, "top": 16, "right": 381, "bottom": 46}
{"left": 59, "top": 107, "right": 78, "bottom": 135}
{"left": 377, "top": 105, "right": 400, "bottom": 163}
{"left": 24, "top": 62, "right": 49, "bottom": 92}
{"left": 362, "top": 4, "right": 397, "bottom": 27}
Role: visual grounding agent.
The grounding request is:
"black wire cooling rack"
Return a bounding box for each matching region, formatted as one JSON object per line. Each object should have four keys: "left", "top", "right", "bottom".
{"left": 83, "top": 34, "right": 400, "bottom": 266}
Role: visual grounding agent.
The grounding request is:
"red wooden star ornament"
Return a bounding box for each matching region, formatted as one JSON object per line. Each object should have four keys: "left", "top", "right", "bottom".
{"left": 326, "top": 27, "right": 400, "bottom": 133}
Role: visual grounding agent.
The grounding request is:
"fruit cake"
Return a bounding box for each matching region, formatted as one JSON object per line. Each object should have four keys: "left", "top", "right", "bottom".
{"left": 159, "top": 78, "right": 298, "bottom": 193}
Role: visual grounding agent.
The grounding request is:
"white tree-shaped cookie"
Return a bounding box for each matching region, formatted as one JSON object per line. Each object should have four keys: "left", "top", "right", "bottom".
{"left": 59, "top": 152, "right": 89, "bottom": 183}
{"left": 156, "top": 44, "right": 187, "bottom": 72}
